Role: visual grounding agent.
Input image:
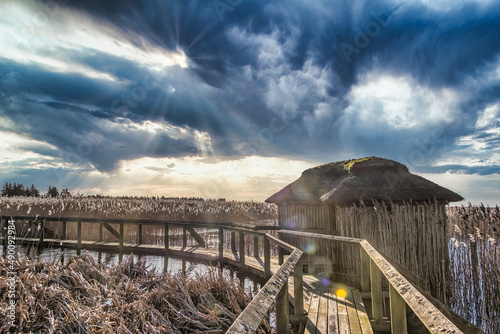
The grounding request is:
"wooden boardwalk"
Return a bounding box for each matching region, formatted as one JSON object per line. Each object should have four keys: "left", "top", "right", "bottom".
{"left": 2, "top": 217, "right": 474, "bottom": 334}
{"left": 299, "top": 276, "right": 373, "bottom": 334}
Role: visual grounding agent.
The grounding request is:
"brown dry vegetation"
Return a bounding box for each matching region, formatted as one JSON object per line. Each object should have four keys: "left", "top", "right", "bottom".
{"left": 0, "top": 196, "right": 278, "bottom": 223}
{"left": 0, "top": 254, "right": 270, "bottom": 333}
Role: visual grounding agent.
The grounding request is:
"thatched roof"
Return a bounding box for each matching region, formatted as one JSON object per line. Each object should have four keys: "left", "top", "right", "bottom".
{"left": 265, "top": 157, "right": 463, "bottom": 206}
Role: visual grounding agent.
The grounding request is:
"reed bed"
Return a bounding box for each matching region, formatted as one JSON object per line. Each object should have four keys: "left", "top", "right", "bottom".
{"left": 0, "top": 196, "right": 277, "bottom": 223}
{"left": 0, "top": 253, "right": 271, "bottom": 333}
{"left": 447, "top": 204, "right": 500, "bottom": 334}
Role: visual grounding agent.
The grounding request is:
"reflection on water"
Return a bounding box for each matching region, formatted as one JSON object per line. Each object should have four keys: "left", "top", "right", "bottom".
{"left": 4, "top": 246, "right": 263, "bottom": 298}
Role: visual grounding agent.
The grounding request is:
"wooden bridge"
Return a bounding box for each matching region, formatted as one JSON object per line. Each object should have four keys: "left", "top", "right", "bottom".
{"left": 1, "top": 216, "right": 477, "bottom": 334}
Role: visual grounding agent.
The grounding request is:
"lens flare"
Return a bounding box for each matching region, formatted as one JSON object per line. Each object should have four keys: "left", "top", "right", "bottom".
{"left": 336, "top": 289, "right": 347, "bottom": 298}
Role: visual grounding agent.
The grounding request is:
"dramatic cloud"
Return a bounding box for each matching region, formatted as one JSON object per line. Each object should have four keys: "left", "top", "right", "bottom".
{"left": 1, "top": 0, "right": 500, "bottom": 203}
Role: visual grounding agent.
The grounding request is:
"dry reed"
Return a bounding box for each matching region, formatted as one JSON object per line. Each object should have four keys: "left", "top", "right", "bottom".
{"left": 0, "top": 253, "right": 271, "bottom": 333}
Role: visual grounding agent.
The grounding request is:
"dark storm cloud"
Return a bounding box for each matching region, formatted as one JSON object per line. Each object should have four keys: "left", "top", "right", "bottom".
{"left": 2, "top": 0, "right": 500, "bottom": 177}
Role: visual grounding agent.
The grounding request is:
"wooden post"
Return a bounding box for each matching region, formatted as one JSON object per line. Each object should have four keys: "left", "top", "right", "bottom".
{"left": 37, "top": 219, "right": 45, "bottom": 253}
{"left": 98, "top": 223, "right": 103, "bottom": 242}
{"left": 183, "top": 227, "right": 187, "bottom": 247}
{"left": 2, "top": 217, "right": 7, "bottom": 256}
{"left": 308, "top": 254, "right": 315, "bottom": 274}
{"left": 279, "top": 248, "right": 284, "bottom": 265}
{"left": 253, "top": 235, "right": 259, "bottom": 257}
{"left": 390, "top": 284, "right": 407, "bottom": 334}
{"left": 138, "top": 224, "right": 143, "bottom": 244}
{"left": 370, "top": 259, "right": 383, "bottom": 321}
{"left": 119, "top": 222, "right": 124, "bottom": 252}
{"left": 276, "top": 281, "right": 290, "bottom": 334}
{"left": 294, "top": 256, "right": 305, "bottom": 318}
{"left": 62, "top": 221, "right": 67, "bottom": 240}
{"left": 264, "top": 237, "right": 271, "bottom": 279}
{"left": 231, "top": 231, "right": 236, "bottom": 252}
{"left": 360, "top": 247, "right": 370, "bottom": 292}
{"left": 77, "top": 221, "right": 82, "bottom": 255}
{"left": 164, "top": 224, "right": 169, "bottom": 253}
{"left": 218, "top": 228, "right": 224, "bottom": 259}
{"left": 239, "top": 231, "right": 245, "bottom": 267}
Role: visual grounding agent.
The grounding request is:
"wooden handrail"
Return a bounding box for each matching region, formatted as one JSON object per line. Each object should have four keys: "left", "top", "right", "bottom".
{"left": 279, "top": 230, "right": 464, "bottom": 334}
{"left": 227, "top": 248, "right": 303, "bottom": 333}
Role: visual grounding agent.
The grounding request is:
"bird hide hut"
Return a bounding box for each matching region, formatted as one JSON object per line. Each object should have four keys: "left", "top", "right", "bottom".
{"left": 266, "top": 157, "right": 463, "bottom": 300}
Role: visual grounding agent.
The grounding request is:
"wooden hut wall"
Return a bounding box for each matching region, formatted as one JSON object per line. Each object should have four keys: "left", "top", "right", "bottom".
{"left": 336, "top": 201, "right": 449, "bottom": 301}
{"left": 278, "top": 203, "right": 348, "bottom": 279}
{"left": 278, "top": 203, "right": 336, "bottom": 230}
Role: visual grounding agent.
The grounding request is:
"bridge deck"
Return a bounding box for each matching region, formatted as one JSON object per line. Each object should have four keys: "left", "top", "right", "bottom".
{"left": 298, "top": 276, "right": 373, "bottom": 334}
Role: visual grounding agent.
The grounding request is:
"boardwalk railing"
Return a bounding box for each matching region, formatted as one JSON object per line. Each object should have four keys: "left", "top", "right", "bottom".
{"left": 279, "top": 230, "right": 464, "bottom": 334}
{"left": 1, "top": 216, "right": 466, "bottom": 333}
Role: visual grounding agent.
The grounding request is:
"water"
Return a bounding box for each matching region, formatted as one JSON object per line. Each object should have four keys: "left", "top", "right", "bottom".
{"left": 1, "top": 245, "right": 264, "bottom": 298}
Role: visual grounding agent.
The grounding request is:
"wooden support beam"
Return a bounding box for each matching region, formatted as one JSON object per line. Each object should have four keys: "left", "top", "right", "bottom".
{"left": 119, "top": 223, "right": 124, "bottom": 252}
{"left": 253, "top": 235, "right": 259, "bottom": 258}
{"left": 360, "top": 246, "right": 370, "bottom": 292}
{"left": 218, "top": 228, "right": 224, "bottom": 259}
{"left": 186, "top": 227, "right": 205, "bottom": 247}
{"left": 231, "top": 231, "right": 236, "bottom": 252}
{"left": 138, "top": 224, "right": 143, "bottom": 244}
{"left": 294, "top": 255, "right": 305, "bottom": 318}
{"left": 390, "top": 284, "right": 407, "bottom": 334}
{"left": 77, "top": 221, "right": 82, "bottom": 255}
{"left": 279, "top": 247, "right": 284, "bottom": 265}
{"left": 276, "top": 281, "right": 290, "bottom": 334}
{"left": 264, "top": 237, "right": 271, "bottom": 279}
{"left": 182, "top": 227, "right": 187, "bottom": 247}
{"left": 102, "top": 223, "right": 120, "bottom": 240}
{"left": 239, "top": 231, "right": 245, "bottom": 267}
{"left": 98, "top": 223, "right": 103, "bottom": 242}
{"left": 371, "top": 258, "right": 383, "bottom": 322}
{"left": 164, "top": 224, "right": 169, "bottom": 254}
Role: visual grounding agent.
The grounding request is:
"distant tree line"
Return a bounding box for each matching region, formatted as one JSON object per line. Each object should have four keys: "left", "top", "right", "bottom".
{"left": 1, "top": 182, "right": 71, "bottom": 198}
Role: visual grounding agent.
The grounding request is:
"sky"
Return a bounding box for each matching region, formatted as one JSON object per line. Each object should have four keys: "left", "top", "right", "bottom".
{"left": 0, "top": 0, "right": 500, "bottom": 204}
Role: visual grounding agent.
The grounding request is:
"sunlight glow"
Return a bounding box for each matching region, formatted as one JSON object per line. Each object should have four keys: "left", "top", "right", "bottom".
{"left": 347, "top": 73, "right": 459, "bottom": 129}
{"left": 0, "top": 2, "right": 188, "bottom": 82}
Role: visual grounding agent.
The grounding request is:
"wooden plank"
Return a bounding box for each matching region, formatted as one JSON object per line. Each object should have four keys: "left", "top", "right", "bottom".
{"left": 337, "top": 292, "right": 349, "bottom": 334}
{"left": 305, "top": 291, "right": 320, "bottom": 334}
{"left": 352, "top": 289, "right": 374, "bottom": 334}
{"left": 186, "top": 227, "right": 205, "bottom": 247}
{"left": 345, "top": 289, "right": 362, "bottom": 334}
{"left": 390, "top": 284, "right": 407, "bottom": 334}
{"left": 328, "top": 290, "right": 339, "bottom": 334}
{"left": 316, "top": 291, "right": 328, "bottom": 334}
